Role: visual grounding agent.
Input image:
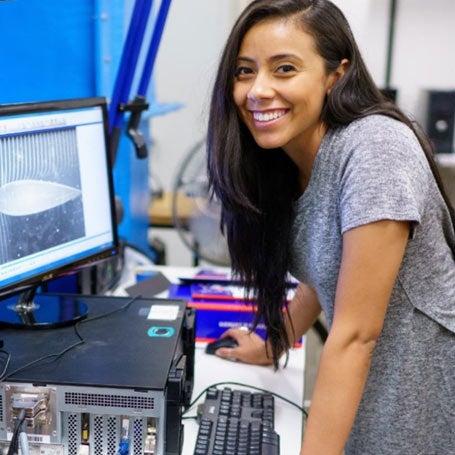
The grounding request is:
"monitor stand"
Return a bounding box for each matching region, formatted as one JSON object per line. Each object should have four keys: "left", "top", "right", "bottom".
{"left": 0, "top": 286, "right": 88, "bottom": 329}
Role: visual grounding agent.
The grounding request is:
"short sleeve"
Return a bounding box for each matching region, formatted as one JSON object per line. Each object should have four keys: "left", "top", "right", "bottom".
{"left": 339, "top": 120, "right": 429, "bottom": 236}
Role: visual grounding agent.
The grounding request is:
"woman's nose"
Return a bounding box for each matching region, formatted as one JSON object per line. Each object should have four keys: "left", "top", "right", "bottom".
{"left": 247, "top": 73, "right": 274, "bottom": 101}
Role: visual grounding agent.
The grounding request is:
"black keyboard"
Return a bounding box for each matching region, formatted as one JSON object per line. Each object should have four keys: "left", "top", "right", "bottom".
{"left": 193, "top": 387, "right": 280, "bottom": 455}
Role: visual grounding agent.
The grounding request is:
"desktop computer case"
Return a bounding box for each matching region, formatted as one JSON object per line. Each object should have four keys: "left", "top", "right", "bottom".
{"left": 0, "top": 296, "right": 195, "bottom": 455}
{"left": 0, "top": 383, "right": 165, "bottom": 454}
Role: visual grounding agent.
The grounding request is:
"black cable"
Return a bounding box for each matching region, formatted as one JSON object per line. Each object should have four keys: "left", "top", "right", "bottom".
{"left": 0, "top": 296, "right": 140, "bottom": 382}
{"left": 0, "top": 338, "right": 83, "bottom": 382}
{"left": 1, "top": 295, "right": 142, "bottom": 455}
{"left": 182, "top": 380, "right": 308, "bottom": 419}
{"left": 283, "top": 349, "right": 290, "bottom": 368}
{"left": 7, "top": 408, "right": 26, "bottom": 455}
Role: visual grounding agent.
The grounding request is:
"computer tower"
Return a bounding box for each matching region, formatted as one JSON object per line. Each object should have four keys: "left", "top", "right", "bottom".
{"left": 425, "top": 89, "right": 455, "bottom": 154}
{"left": 0, "top": 295, "right": 195, "bottom": 455}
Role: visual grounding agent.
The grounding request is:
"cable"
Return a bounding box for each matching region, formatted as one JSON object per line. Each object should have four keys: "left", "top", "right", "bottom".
{"left": 1, "top": 295, "right": 142, "bottom": 455}
{"left": 0, "top": 349, "right": 11, "bottom": 380}
{"left": 19, "top": 430, "right": 30, "bottom": 455}
{"left": 6, "top": 408, "right": 26, "bottom": 455}
{"left": 283, "top": 349, "right": 290, "bottom": 368}
{"left": 0, "top": 338, "right": 83, "bottom": 382}
{"left": 0, "top": 296, "right": 140, "bottom": 382}
{"left": 182, "top": 380, "right": 308, "bottom": 420}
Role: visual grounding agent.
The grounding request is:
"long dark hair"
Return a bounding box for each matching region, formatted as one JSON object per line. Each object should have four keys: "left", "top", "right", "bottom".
{"left": 207, "top": 0, "right": 455, "bottom": 368}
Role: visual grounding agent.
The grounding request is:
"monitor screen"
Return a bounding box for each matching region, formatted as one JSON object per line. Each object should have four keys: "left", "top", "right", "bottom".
{"left": 0, "top": 97, "right": 118, "bottom": 326}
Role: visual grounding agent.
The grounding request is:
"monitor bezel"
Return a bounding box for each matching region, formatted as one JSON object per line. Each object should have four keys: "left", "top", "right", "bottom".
{"left": 0, "top": 96, "right": 119, "bottom": 299}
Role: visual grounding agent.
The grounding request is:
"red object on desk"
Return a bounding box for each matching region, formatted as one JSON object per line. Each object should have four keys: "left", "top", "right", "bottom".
{"left": 169, "top": 283, "right": 301, "bottom": 346}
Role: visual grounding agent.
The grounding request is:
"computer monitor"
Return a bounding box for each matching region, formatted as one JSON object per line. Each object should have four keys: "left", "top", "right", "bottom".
{"left": 0, "top": 97, "right": 118, "bottom": 328}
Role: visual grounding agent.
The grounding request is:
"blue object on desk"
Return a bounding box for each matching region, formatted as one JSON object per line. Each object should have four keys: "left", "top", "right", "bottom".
{"left": 169, "top": 283, "right": 265, "bottom": 342}
{"left": 169, "top": 283, "right": 303, "bottom": 346}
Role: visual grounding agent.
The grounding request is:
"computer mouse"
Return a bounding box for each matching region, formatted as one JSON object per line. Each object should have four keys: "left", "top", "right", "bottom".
{"left": 205, "top": 336, "right": 239, "bottom": 355}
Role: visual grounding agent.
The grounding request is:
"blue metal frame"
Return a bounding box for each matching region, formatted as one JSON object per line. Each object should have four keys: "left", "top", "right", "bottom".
{"left": 0, "top": 0, "right": 174, "bottom": 259}
{"left": 107, "top": 0, "right": 173, "bottom": 258}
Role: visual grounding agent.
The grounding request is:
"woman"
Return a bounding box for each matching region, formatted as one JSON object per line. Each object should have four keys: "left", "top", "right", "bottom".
{"left": 206, "top": 0, "right": 455, "bottom": 454}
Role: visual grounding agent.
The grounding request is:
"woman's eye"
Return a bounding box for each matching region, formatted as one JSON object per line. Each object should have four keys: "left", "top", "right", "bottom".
{"left": 235, "top": 66, "right": 254, "bottom": 77}
{"left": 277, "top": 64, "right": 295, "bottom": 73}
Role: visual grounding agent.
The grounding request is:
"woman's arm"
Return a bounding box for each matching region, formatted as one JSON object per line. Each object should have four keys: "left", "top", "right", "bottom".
{"left": 286, "top": 282, "right": 323, "bottom": 346}
{"left": 216, "top": 281, "right": 322, "bottom": 365}
{"left": 300, "top": 219, "right": 410, "bottom": 455}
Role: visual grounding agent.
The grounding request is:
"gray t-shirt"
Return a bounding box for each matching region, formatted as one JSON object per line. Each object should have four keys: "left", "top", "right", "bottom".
{"left": 289, "top": 115, "right": 455, "bottom": 454}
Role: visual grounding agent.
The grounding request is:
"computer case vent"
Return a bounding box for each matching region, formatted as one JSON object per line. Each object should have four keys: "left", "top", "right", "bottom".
{"left": 64, "top": 391, "right": 155, "bottom": 410}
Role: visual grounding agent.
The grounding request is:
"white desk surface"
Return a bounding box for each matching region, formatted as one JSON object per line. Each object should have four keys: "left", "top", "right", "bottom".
{"left": 113, "top": 263, "right": 306, "bottom": 454}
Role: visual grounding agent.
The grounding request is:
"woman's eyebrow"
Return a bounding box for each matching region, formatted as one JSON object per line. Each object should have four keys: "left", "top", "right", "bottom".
{"left": 269, "top": 53, "right": 299, "bottom": 61}
{"left": 237, "top": 53, "right": 300, "bottom": 63}
{"left": 236, "top": 56, "right": 255, "bottom": 64}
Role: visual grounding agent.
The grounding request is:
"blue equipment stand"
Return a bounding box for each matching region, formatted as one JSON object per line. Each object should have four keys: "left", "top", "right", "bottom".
{"left": 108, "top": 0, "right": 173, "bottom": 258}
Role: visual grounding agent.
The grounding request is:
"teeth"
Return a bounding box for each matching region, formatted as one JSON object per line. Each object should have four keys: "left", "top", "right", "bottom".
{"left": 253, "top": 110, "right": 285, "bottom": 122}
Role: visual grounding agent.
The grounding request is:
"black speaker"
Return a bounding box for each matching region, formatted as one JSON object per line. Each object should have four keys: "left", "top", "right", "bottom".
{"left": 425, "top": 90, "right": 455, "bottom": 154}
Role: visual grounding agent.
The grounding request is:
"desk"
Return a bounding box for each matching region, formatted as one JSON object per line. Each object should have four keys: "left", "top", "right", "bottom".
{"left": 114, "top": 264, "right": 306, "bottom": 454}
{"left": 149, "top": 191, "right": 196, "bottom": 227}
{"left": 148, "top": 192, "right": 200, "bottom": 265}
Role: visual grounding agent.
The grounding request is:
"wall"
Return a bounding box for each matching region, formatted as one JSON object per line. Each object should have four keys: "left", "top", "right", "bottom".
{"left": 149, "top": 0, "right": 239, "bottom": 266}
{"left": 333, "top": 0, "right": 455, "bottom": 122}
{"left": 150, "top": 0, "right": 455, "bottom": 266}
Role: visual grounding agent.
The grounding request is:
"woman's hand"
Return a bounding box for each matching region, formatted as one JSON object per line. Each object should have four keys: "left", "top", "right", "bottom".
{"left": 212, "top": 327, "right": 274, "bottom": 366}
{"left": 209, "top": 282, "right": 321, "bottom": 366}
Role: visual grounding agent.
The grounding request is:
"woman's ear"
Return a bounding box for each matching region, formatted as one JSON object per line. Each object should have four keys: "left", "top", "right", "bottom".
{"left": 327, "top": 58, "right": 349, "bottom": 94}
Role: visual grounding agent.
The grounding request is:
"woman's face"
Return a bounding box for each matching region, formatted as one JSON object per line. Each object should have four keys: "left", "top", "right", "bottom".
{"left": 233, "top": 17, "right": 339, "bottom": 156}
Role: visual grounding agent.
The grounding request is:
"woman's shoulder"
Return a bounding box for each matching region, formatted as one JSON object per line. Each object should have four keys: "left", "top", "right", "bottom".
{"left": 319, "top": 115, "right": 425, "bottom": 176}
{"left": 327, "top": 114, "right": 421, "bottom": 159}
{"left": 340, "top": 114, "right": 415, "bottom": 142}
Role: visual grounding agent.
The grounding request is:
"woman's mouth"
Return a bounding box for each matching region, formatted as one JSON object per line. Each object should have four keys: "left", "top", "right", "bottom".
{"left": 252, "top": 109, "right": 287, "bottom": 122}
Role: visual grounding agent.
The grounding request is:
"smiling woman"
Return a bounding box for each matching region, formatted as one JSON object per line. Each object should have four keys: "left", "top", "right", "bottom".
{"left": 205, "top": 1, "right": 455, "bottom": 454}
{"left": 233, "top": 17, "right": 347, "bottom": 164}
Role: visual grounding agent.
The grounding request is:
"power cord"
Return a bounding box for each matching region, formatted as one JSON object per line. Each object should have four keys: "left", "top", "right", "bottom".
{"left": 6, "top": 408, "right": 26, "bottom": 455}
{"left": 182, "top": 380, "right": 308, "bottom": 420}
